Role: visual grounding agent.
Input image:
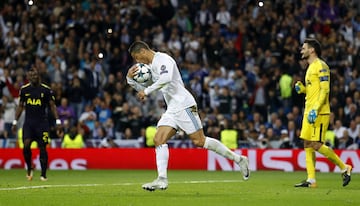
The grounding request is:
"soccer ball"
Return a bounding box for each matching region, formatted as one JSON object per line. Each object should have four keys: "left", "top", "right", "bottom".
{"left": 133, "top": 63, "right": 152, "bottom": 83}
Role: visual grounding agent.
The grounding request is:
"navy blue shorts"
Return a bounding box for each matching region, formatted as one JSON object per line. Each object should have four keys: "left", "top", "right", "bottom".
{"left": 22, "top": 121, "right": 50, "bottom": 147}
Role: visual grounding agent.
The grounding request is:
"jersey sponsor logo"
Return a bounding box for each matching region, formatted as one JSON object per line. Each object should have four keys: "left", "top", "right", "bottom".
{"left": 27, "top": 98, "right": 42, "bottom": 105}
{"left": 160, "top": 65, "right": 168, "bottom": 74}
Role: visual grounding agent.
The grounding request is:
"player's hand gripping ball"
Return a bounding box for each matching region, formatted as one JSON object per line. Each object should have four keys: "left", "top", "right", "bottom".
{"left": 133, "top": 63, "right": 152, "bottom": 83}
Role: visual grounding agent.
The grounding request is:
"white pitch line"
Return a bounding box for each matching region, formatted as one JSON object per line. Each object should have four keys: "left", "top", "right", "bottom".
{"left": 0, "top": 184, "right": 105, "bottom": 191}
{"left": 0, "top": 180, "right": 243, "bottom": 191}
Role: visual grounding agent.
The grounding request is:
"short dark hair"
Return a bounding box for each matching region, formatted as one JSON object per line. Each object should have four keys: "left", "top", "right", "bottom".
{"left": 128, "top": 41, "right": 150, "bottom": 54}
{"left": 28, "top": 65, "right": 39, "bottom": 72}
{"left": 304, "top": 38, "right": 321, "bottom": 57}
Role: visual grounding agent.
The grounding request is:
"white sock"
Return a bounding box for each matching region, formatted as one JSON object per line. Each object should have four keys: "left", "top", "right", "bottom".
{"left": 307, "top": 178, "right": 316, "bottom": 184}
{"left": 203, "top": 137, "right": 240, "bottom": 162}
{"left": 156, "top": 144, "right": 169, "bottom": 179}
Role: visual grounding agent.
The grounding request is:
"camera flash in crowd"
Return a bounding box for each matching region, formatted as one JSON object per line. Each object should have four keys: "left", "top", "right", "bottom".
{"left": 98, "top": 52, "right": 104, "bottom": 59}
{"left": 258, "top": 1, "right": 264, "bottom": 7}
{"left": 28, "top": 0, "right": 34, "bottom": 6}
{"left": 107, "top": 28, "right": 112, "bottom": 34}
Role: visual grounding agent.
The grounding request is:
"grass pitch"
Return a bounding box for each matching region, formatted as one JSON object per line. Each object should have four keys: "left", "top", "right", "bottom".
{"left": 0, "top": 169, "right": 358, "bottom": 206}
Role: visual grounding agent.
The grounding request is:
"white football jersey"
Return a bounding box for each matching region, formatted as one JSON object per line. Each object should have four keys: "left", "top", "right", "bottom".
{"left": 144, "top": 52, "right": 197, "bottom": 113}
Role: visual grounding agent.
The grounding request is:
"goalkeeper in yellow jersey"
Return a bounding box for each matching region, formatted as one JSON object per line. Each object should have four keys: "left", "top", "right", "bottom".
{"left": 294, "top": 38, "right": 352, "bottom": 188}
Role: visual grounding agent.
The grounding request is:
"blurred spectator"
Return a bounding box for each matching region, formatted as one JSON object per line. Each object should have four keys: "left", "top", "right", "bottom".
{"left": 344, "top": 96, "right": 354, "bottom": 116}
{"left": 1, "top": 95, "right": 16, "bottom": 139}
{"left": 347, "top": 120, "right": 360, "bottom": 142}
{"left": 272, "top": 118, "right": 286, "bottom": 137}
{"left": 78, "top": 103, "right": 97, "bottom": 139}
{"left": 57, "top": 97, "right": 75, "bottom": 126}
{"left": 128, "top": 106, "right": 145, "bottom": 139}
{"left": 257, "top": 127, "right": 270, "bottom": 149}
{"left": 333, "top": 119, "right": 348, "bottom": 147}
{"left": 266, "top": 127, "right": 281, "bottom": 148}
{"left": 95, "top": 97, "right": 112, "bottom": 125}
{"left": 287, "top": 120, "right": 302, "bottom": 148}
{"left": 217, "top": 86, "right": 232, "bottom": 117}
{"left": 61, "top": 123, "right": 85, "bottom": 149}
{"left": 325, "top": 128, "right": 336, "bottom": 148}
{"left": 195, "top": 3, "right": 214, "bottom": 35}
{"left": 82, "top": 57, "right": 105, "bottom": 103}
{"left": 279, "top": 71, "right": 293, "bottom": 114}
{"left": 338, "top": 130, "right": 354, "bottom": 149}
{"left": 220, "top": 120, "right": 238, "bottom": 149}
{"left": 215, "top": 5, "right": 231, "bottom": 28}
{"left": 247, "top": 129, "right": 260, "bottom": 148}
{"left": 0, "top": 112, "right": 5, "bottom": 139}
{"left": 98, "top": 126, "right": 117, "bottom": 148}
{"left": 103, "top": 118, "right": 115, "bottom": 139}
{"left": 279, "top": 129, "right": 292, "bottom": 149}
{"left": 251, "top": 77, "right": 268, "bottom": 121}
{"left": 65, "top": 76, "right": 84, "bottom": 120}
{"left": 344, "top": 103, "right": 358, "bottom": 127}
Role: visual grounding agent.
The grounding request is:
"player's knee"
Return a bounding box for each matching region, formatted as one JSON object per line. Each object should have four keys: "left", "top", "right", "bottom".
{"left": 23, "top": 140, "right": 32, "bottom": 148}
{"left": 313, "top": 142, "right": 323, "bottom": 151}
{"left": 304, "top": 141, "right": 322, "bottom": 150}
{"left": 192, "top": 140, "right": 202, "bottom": 147}
{"left": 153, "top": 137, "right": 165, "bottom": 146}
{"left": 192, "top": 137, "right": 205, "bottom": 147}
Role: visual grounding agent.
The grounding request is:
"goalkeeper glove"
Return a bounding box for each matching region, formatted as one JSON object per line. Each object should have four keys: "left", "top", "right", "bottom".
{"left": 295, "top": 81, "right": 305, "bottom": 94}
{"left": 307, "top": 109, "right": 317, "bottom": 124}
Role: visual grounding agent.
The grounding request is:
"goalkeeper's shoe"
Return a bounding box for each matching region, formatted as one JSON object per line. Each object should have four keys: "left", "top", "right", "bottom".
{"left": 294, "top": 180, "right": 317, "bottom": 188}
{"left": 236, "top": 155, "right": 250, "bottom": 181}
{"left": 40, "top": 176, "right": 48, "bottom": 181}
{"left": 342, "top": 164, "right": 352, "bottom": 187}
{"left": 142, "top": 177, "right": 168, "bottom": 191}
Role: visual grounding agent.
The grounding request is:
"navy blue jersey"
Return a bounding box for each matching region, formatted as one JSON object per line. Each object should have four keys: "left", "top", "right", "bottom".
{"left": 19, "top": 83, "right": 55, "bottom": 123}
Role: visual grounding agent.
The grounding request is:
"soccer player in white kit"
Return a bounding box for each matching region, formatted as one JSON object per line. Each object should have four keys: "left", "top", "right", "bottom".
{"left": 127, "top": 41, "right": 249, "bottom": 191}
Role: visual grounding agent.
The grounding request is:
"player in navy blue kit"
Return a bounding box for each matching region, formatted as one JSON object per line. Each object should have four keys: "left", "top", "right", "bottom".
{"left": 12, "top": 66, "right": 61, "bottom": 181}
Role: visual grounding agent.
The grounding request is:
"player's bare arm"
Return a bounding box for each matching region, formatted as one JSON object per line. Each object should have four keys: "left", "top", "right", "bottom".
{"left": 50, "top": 99, "right": 62, "bottom": 136}
{"left": 50, "top": 100, "right": 60, "bottom": 122}
{"left": 12, "top": 100, "right": 25, "bottom": 133}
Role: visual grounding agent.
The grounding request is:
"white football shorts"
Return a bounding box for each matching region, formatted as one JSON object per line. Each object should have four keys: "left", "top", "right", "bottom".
{"left": 157, "top": 106, "right": 202, "bottom": 135}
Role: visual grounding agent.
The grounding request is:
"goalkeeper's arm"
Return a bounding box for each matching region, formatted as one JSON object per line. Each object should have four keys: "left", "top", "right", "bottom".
{"left": 312, "top": 79, "right": 329, "bottom": 112}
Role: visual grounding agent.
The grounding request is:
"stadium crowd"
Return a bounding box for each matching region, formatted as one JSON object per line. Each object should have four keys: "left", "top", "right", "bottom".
{"left": 0, "top": 0, "right": 360, "bottom": 150}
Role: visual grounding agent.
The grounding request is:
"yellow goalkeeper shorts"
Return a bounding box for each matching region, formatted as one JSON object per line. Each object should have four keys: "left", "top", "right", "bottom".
{"left": 300, "top": 114, "right": 329, "bottom": 142}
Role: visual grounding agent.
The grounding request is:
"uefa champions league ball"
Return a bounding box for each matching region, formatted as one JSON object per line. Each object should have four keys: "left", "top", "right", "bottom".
{"left": 133, "top": 63, "right": 152, "bottom": 83}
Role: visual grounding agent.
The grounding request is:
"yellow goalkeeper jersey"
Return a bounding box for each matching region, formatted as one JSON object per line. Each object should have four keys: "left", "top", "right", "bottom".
{"left": 304, "top": 58, "right": 330, "bottom": 115}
